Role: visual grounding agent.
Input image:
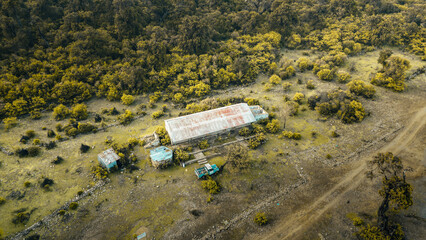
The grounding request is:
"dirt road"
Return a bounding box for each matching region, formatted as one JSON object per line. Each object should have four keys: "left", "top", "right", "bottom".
{"left": 260, "top": 106, "right": 426, "bottom": 240}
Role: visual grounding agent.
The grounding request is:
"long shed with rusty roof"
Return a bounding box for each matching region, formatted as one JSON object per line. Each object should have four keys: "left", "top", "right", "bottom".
{"left": 164, "top": 103, "right": 268, "bottom": 145}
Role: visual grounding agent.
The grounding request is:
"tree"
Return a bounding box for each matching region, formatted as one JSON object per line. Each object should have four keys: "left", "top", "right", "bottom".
{"left": 225, "top": 143, "right": 250, "bottom": 173}
{"left": 121, "top": 94, "right": 135, "bottom": 105}
{"left": 362, "top": 152, "right": 413, "bottom": 239}
{"left": 371, "top": 54, "right": 410, "bottom": 92}
{"left": 347, "top": 80, "right": 376, "bottom": 98}
{"left": 53, "top": 104, "right": 70, "bottom": 120}
{"left": 72, "top": 103, "right": 88, "bottom": 120}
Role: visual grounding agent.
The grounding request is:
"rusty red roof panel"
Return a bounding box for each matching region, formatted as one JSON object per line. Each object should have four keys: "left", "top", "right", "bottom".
{"left": 165, "top": 103, "right": 256, "bottom": 145}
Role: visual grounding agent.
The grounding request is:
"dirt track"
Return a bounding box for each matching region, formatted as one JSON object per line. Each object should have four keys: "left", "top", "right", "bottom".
{"left": 259, "top": 106, "right": 426, "bottom": 240}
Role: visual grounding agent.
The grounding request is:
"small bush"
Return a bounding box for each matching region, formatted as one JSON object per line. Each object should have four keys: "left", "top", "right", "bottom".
{"left": 248, "top": 133, "right": 267, "bottom": 149}
{"left": 0, "top": 197, "right": 5, "bottom": 205}
{"left": 3, "top": 117, "right": 18, "bottom": 129}
{"left": 51, "top": 156, "right": 64, "bottom": 164}
{"left": 12, "top": 211, "right": 30, "bottom": 224}
{"left": 121, "top": 94, "right": 135, "bottom": 105}
{"left": 244, "top": 98, "right": 260, "bottom": 105}
{"left": 266, "top": 119, "right": 280, "bottom": 133}
{"left": 25, "top": 130, "right": 36, "bottom": 138}
{"left": 24, "top": 181, "right": 31, "bottom": 188}
{"left": 77, "top": 122, "right": 97, "bottom": 134}
{"left": 77, "top": 144, "right": 90, "bottom": 154}
{"left": 66, "top": 127, "right": 78, "bottom": 137}
{"left": 94, "top": 114, "right": 102, "bottom": 123}
{"left": 198, "top": 140, "right": 209, "bottom": 149}
{"left": 282, "top": 82, "right": 292, "bottom": 91}
{"left": 58, "top": 210, "right": 66, "bottom": 215}
{"left": 40, "top": 177, "right": 54, "bottom": 188}
{"left": 331, "top": 131, "right": 340, "bottom": 138}
{"left": 47, "top": 129, "right": 56, "bottom": 138}
{"left": 69, "top": 202, "right": 78, "bottom": 210}
{"left": 33, "top": 139, "right": 41, "bottom": 145}
{"left": 201, "top": 178, "right": 221, "bottom": 194}
{"left": 45, "top": 141, "right": 57, "bottom": 150}
{"left": 280, "top": 131, "right": 301, "bottom": 140}
{"left": 293, "top": 93, "right": 305, "bottom": 104}
{"left": 15, "top": 148, "right": 29, "bottom": 157}
{"left": 269, "top": 74, "right": 282, "bottom": 85}
{"left": 254, "top": 212, "right": 268, "bottom": 226}
{"left": 53, "top": 104, "right": 70, "bottom": 120}
{"left": 337, "top": 71, "right": 351, "bottom": 83}
{"left": 55, "top": 123, "right": 63, "bottom": 132}
{"left": 91, "top": 165, "right": 109, "bottom": 179}
{"left": 72, "top": 103, "right": 88, "bottom": 120}
{"left": 317, "top": 68, "right": 334, "bottom": 81}
{"left": 151, "top": 110, "right": 164, "bottom": 119}
{"left": 326, "top": 154, "right": 332, "bottom": 159}
{"left": 347, "top": 80, "right": 376, "bottom": 98}
{"left": 239, "top": 127, "right": 251, "bottom": 137}
{"left": 27, "top": 146, "right": 41, "bottom": 157}
{"left": 306, "top": 80, "right": 315, "bottom": 89}
{"left": 174, "top": 148, "right": 190, "bottom": 163}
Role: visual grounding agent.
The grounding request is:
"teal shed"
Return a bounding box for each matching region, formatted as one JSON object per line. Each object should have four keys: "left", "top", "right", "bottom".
{"left": 150, "top": 146, "right": 173, "bottom": 168}
{"left": 98, "top": 148, "right": 120, "bottom": 171}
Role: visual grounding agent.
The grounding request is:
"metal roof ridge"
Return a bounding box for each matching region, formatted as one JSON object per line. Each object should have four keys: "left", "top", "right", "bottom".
{"left": 164, "top": 102, "right": 249, "bottom": 123}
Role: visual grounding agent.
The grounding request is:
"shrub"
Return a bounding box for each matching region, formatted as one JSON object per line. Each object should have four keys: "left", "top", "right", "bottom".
{"left": 201, "top": 178, "right": 221, "bottom": 194}
{"left": 27, "top": 146, "right": 41, "bottom": 157}
{"left": 0, "top": 197, "right": 5, "bottom": 205}
{"left": 69, "top": 202, "right": 78, "bottom": 210}
{"left": 55, "top": 135, "right": 63, "bottom": 141}
{"left": 91, "top": 165, "right": 109, "bottom": 179}
{"left": 3, "top": 117, "right": 18, "bottom": 129}
{"left": 269, "top": 74, "right": 282, "bottom": 85}
{"left": 94, "top": 114, "right": 102, "bottom": 122}
{"left": 55, "top": 123, "right": 63, "bottom": 132}
{"left": 280, "top": 66, "right": 296, "bottom": 79}
{"left": 121, "top": 94, "right": 135, "bottom": 105}
{"left": 12, "top": 211, "right": 30, "bottom": 224}
{"left": 286, "top": 101, "right": 299, "bottom": 116}
{"left": 238, "top": 127, "right": 251, "bottom": 137}
{"left": 337, "top": 71, "right": 351, "bottom": 83}
{"left": 25, "top": 130, "right": 36, "bottom": 138}
{"left": 66, "top": 127, "right": 78, "bottom": 137}
{"left": 58, "top": 210, "right": 66, "bottom": 216}
{"left": 33, "top": 139, "right": 41, "bottom": 145}
{"left": 248, "top": 133, "right": 267, "bottom": 149}
{"left": 331, "top": 131, "right": 340, "bottom": 138}
{"left": 244, "top": 98, "right": 260, "bottom": 105}
{"left": 24, "top": 181, "right": 31, "bottom": 188}
{"left": 30, "top": 110, "right": 41, "bottom": 119}
{"left": 44, "top": 141, "right": 57, "bottom": 150}
{"left": 306, "top": 80, "right": 315, "bottom": 89}
{"left": 347, "top": 80, "right": 376, "bottom": 98}
{"left": 47, "top": 129, "right": 56, "bottom": 138}
{"left": 77, "top": 122, "right": 97, "bottom": 134}
{"left": 282, "top": 82, "right": 292, "bottom": 91}
{"left": 51, "top": 156, "right": 64, "bottom": 164}
{"left": 280, "top": 131, "right": 301, "bottom": 140}
{"left": 317, "top": 68, "right": 334, "bottom": 81}
{"left": 293, "top": 93, "right": 305, "bottom": 104}
{"left": 151, "top": 110, "right": 164, "bottom": 119}
{"left": 198, "top": 140, "right": 209, "bottom": 149}
{"left": 296, "top": 57, "right": 312, "bottom": 72}
{"left": 266, "top": 119, "right": 280, "bottom": 133}
{"left": 254, "top": 212, "right": 268, "bottom": 226}
{"left": 155, "top": 126, "right": 171, "bottom": 145}
{"left": 71, "top": 103, "right": 88, "bottom": 120}
{"left": 40, "top": 177, "right": 54, "bottom": 188}
{"left": 339, "top": 100, "right": 366, "bottom": 123}
{"left": 119, "top": 110, "right": 134, "bottom": 125}
{"left": 174, "top": 148, "right": 190, "bottom": 163}
{"left": 53, "top": 104, "right": 70, "bottom": 120}
{"left": 173, "top": 93, "right": 184, "bottom": 103}
{"left": 326, "top": 154, "right": 332, "bottom": 159}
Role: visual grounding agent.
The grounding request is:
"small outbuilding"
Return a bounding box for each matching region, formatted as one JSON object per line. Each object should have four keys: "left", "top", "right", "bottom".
{"left": 98, "top": 148, "right": 120, "bottom": 171}
{"left": 150, "top": 146, "right": 173, "bottom": 169}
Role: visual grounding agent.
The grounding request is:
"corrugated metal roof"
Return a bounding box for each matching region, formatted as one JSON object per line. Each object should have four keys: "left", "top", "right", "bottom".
{"left": 165, "top": 103, "right": 256, "bottom": 145}
{"left": 98, "top": 148, "right": 120, "bottom": 165}
{"left": 150, "top": 146, "right": 173, "bottom": 162}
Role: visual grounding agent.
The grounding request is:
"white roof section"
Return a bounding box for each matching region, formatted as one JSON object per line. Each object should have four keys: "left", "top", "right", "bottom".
{"left": 165, "top": 103, "right": 256, "bottom": 145}
{"left": 98, "top": 148, "right": 120, "bottom": 165}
